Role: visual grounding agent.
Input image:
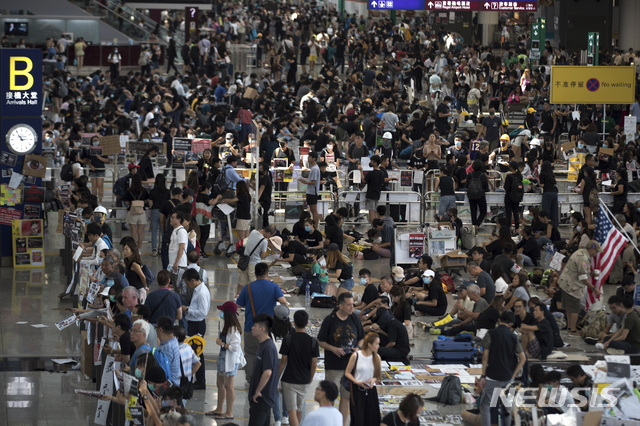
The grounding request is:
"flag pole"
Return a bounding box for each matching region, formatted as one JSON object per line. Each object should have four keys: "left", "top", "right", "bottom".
{"left": 598, "top": 198, "right": 640, "bottom": 257}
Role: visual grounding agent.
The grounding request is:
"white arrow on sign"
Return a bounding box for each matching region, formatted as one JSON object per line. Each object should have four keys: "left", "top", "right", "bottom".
{"left": 371, "top": 0, "right": 377, "bottom": 7}
{"left": 534, "top": 31, "right": 538, "bottom": 36}
{"left": 428, "top": 1, "right": 434, "bottom": 7}
{"left": 484, "top": 2, "right": 490, "bottom": 7}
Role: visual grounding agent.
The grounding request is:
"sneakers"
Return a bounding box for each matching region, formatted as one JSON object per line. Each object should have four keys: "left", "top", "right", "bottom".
{"left": 152, "top": 249, "right": 157, "bottom": 256}
{"left": 429, "top": 328, "right": 441, "bottom": 335}
{"left": 595, "top": 343, "right": 605, "bottom": 350}
{"left": 584, "top": 337, "right": 598, "bottom": 345}
{"left": 244, "top": 381, "right": 250, "bottom": 389}
{"left": 281, "top": 417, "right": 289, "bottom": 425}
{"left": 274, "top": 421, "right": 281, "bottom": 426}
{"left": 606, "top": 348, "right": 625, "bottom": 355}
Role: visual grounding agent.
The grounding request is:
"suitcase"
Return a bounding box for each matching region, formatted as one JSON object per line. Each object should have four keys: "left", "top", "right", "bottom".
{"left": 432, "top": 351, "right": 475, "bottom": 362}
{"left": 432, "top": 341, "right": 474, "bottom": 351}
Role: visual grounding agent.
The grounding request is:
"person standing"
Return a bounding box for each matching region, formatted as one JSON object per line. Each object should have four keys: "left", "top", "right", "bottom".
{"left": 300, "top": 381, "right": 343, "bottom": 426}
{"left": 236, "top": 262, "right": 288, "bottom": 387}
{"left": 343, "top": 332, "right": 382, "bottom": 426}
{"left": 279, "top": 310, "right": 319, "bottom": 426}
{"left": 236, "top": 225, "right": 277, "bottom": 296}
{"left": 358, "top": 155, "right": 394, "bottom": 224}
{"left": 480, "top": 108, "right": 502, "bottom": 151}
{"left": 466, "top": 159, "right": 490, "bottom": 230}
{"left": 317, "top": 293, "right": 364, "bottom": 425}
{"left": 155, "top": 316, "right": 182, "bottom": 385}
{"left": 503, "top": 161, "right": 523, "bottom": 231}
{"left": 107, "top": 46, "right": 121, "bottom": 81}
{"left": 248, "top": 314, "right": 279, "bottom": 426}
{"left": 168, "top": 210, "right": 189, "bottom": 284}
{"left": 299, "top": 151, "right": 321, "bottom": 226}
{"left": 74, "top": 37, "right": 86, "bottom": 73}
{"left": 539, "top": 161, "right": 559, "bottom": 226}
{"left": 144, "top": 269, "right": 182, "bottom": 324}
{"left": 478, "top": 311, "right": 526, "bottom": 426}
{"left": 181, "top": 268, "right": 211, "bottom": 389}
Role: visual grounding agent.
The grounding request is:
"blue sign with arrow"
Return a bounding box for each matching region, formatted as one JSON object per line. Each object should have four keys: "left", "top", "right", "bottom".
{"left": 368, "top": 0, "right": 426, "bottom": 10}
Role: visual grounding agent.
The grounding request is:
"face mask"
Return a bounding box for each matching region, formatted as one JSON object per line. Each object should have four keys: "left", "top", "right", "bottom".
{"left": 161, "top": 400, "right": 171, "bottom": 408}
{"left": 93, "top": 141, "right": 100, "bottom": 146}
{"left": 393, "top": 276, "right": 403, "bottom": 283}
{"left": 97, "top": 256, "right": 104, "bottom": 265}
{"left": 114, "top": 49, "right": 118, "bottom": 53}
{"left": 578, "top": 143, "right": 584, "bottom": 149}
{"left": 85, "top": 218, "right": 92, "bottom": 224}
{"left": 219, "top": 311, "right": 225, "bottom": 320}
{"left": 148, "top": 384, "right": 156, "bottom": 393}
{"left": 74, "top": 142, "right": 82, "bottom": 147}
{"left": 422, "top": 277, "right": 431, "bottom": 284}
{"left": 106, "top": 279, "right": 114, "bottom": 287}
{"left": 143, "top": 138, "right": 150, "bottom": 142}
{"left": 455, "top": 141, "right": 461, "bottom": 148}
{"left": 359, "top": 277, "right": 368, "bottom": 285}
{"left": 545, "top": 385, "right": 553, "bottom": 392}
{"left": 327, "top": 144, "right": 334, "bottom": 150}
{"left": 374, "top": 237, "right": 382, "bottom": 243}
{"left": 45, "top": 136, "right": 52, "bottom": 142}
{"left": 109, "top": 295, "right": 116, "bottom": 303}
{"left": 304, "top": 226, "right": 311, "bottom": 232}
{"left": 382, "top": 139, "right": 391, "bottom": 148}
{"left": 134, "top": 368, "right": 143, "bottom": 379}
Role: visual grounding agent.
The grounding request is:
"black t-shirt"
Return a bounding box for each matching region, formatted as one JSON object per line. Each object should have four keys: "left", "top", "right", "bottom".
{"left": 259, "top": 171, "right": 273, "bottom": 203}
{"left": 534, "top": 318, "right": 554, "bottom": 359}
{"left": 475, "top": 306, "right": 500, "bottom": 329}
{"left": 482, "top": 116, "right": 502, "bottom": 141}
{"left": 160, "top": 198, "right": 179, "bottom": 218}
{"left": 333, "top": 259, "right": 352, "bottom": 281}
{"left": 282, "top": 240, "right": 307, "bottom": 266}
{"left": 391, "top": 300, "right": 412, "bottom": 323}
{"left": 304, "top": 230, "right": 323, "bottom": 248}
{"left": 408, "top": 154, "right": 425, "bottom": 169}
{"left": 428, "top": 281, "right": 448, "bottom": 313}
{"left": 120, "top": 331, "right": 134, "bottom": 358}
{"left": 280, "top": 332, "right": 319, "bottom": 384}
{"left": 384, "top": 318, "right": 410, "bottom": 354}
{"left": 513, "top": 312, "right": 536, "bottom": 329}
{"left": 317, "top": 312, "right": 364, "bottom": 370}
{"left": 149, "top": 187, "right": 170, "bottom": 210}
{"left": 324, "top": 224, "right": 344, "bottom": 252}
{"left": 126, "top": 261, "right": 144, "bottom": 289}
{"left": 382, "top": 412, "right": 419, "bottom": 426}
{"left": 517, "top": 237, "right": 540, "bottom": 264}
{"left": 122, "top": 189, "right": 149, "bottom": 210}
{"left": 236, "top": 192, "right": 251, "bottom": 220}
{"left": 362, "top": 284, "right": 379, "bottom": 306}
{"left": 435, "top": 102, "right": 450, "bottom": 132}
{"left": 492, "top": 254, "right": 515, "bottom": 277}
{"left": 539, "top": 172, "right": 557, "bottom": 193}
{"left": 364, "top": 169, "right": 386, "bottom": 201}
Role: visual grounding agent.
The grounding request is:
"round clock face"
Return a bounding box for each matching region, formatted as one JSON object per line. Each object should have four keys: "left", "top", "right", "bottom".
{"left": 6, "top": 124, "right": 38, "bottom": 155}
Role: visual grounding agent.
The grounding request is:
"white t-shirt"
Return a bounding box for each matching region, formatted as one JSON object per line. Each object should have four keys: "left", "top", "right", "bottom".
{"left": 244, "top": 230, "right": 267, "bottom": 265}
{"left": 301, "top": 406, "right": 343, "bottom": 426}
{"left": 495, "top": 277, "right": 509, "bottom": 294}
{"left": 168, "top": 226, "right": 188, "bottom": 269}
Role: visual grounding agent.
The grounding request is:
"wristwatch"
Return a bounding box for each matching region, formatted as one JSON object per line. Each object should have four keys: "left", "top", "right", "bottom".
{"left": 142, "top": 394, "right": 149, "bottom": 400}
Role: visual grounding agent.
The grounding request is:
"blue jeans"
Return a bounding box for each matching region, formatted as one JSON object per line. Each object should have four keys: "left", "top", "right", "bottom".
{"left": 521, "top": 254, "right": 534, "bottom": 266}
{"left": 272, "top": 392, "right": 288, "bottom": 421}
{"left": 400, "top": 146, "right": 413, "bottom": 159}
{"left": 537, "top": 236, "right": 553, "bottom": 248}
{"left": 439, "top": 195, "right": 457, "bottom": 218}
{"left": 150, "top": 209, "right": 160, "bottom": 251}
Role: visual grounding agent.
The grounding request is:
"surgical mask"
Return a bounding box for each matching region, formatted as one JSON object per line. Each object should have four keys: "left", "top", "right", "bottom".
{"left": 304, "top": 226, "right": 311, "bottom": 232}
{"left": 148, "top": 384, "right": 156, "bottom": 393}
{"left": 602, "top": 144, "right": 607, "bottom": 148}
{"left": 455, "top": 141, "right": 461, "bottom": 148}
{"left": 578, "top": 143, "right": 584, "bottom": 149}
{"left": 219, "top": 311, "right": 225, "bottom": 320}
{"left": 393, "top": 276, "right": 403, "bottom": 283}
{"left": 134, "top": 368, "right": 143, "bottom": 379}
{"left": 74, "top": 142, "right": 82, "bottom": 147}
{"left": 422, "top": 277, "right": 431, "bottom": 284}
{"left": 97, "top": 256, "right": 104, "bottom": 265}
{"left": 85, "top": 218, "right": 92, "bottom": 224}
{"left": 93, "top": 141, "right": 100, "bottom": 146}
{"left": 545, "top": 385, "right": 553, "bottom": 392}
{"left": 45, "top": 136, "right": 52, "bottom": 142}
{"left": 143, "top": 138, "right": 150, "bottom": 142}
{"left": 359, "top": 277, "right": 368, "bottom": 285}
{"left": 106, "top": 279, "right": 114, "bottom": 287}
{"left": 327, "top": 144, "right": 334, "bottom": 149}
{"left": 382, "top": 139, "right": 391, "bottom": 148}
{"left": 114, "top": 49, "right": 118, "bottom": 53}
{"left": 161, "top": 400, "right": 172, "bottom": 408}
{"left": 109, "top": 295, "right": 116, "bottom": 303}
{"left": 576, "top": 226, "right": 581, "bottom": 232}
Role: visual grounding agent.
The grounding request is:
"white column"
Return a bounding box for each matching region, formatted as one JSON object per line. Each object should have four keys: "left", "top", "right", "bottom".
{"left": 618, "top": 0, "right": 640, "bottom": 50}
{"left": 477, "top": 11, "right": 498, "bottom": 47}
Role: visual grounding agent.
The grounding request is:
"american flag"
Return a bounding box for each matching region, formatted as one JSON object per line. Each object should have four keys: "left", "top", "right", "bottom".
{"left": 585, "top": 208, "right": 628, "bottom": 309}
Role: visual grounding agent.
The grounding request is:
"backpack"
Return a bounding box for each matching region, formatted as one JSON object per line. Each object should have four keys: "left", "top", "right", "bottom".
{"left": 436, "top": 375, "right": 463, "bottom": 405}
{"left": 60, "top": 164, "right": 74, "bottom": 182}
{"left": 509, "top": 173, "right": 524, "bottom": 203}
{"left": 213, "top": 165, "right": 231, "bottom": 194}
{"left": 143, "top": 345, "right": 173, "bottom": 383}
{"left": 141, "top": 264, "right": 156, "bottom": 286}
{"left": 579, "top": 310, "right": 609, "bottom": 339}
{"left": 101, "top": 235, "right": 113, "bottom": 250}
{"left": 440, "top": 273, "right": 455, "bottom": 293}
{"left": 113, "top": 176, "right": 127, "bottom": 198}
{"left": 509, "top": 127, "right": 525, "bottom": 139}
{"left": 467, "top": 173, "right": 484, "bottom": 200}
{"left": 138, "top": 52, "right": 149, "bottom": 66}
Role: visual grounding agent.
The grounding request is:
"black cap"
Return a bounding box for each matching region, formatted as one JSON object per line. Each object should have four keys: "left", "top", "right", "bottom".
{"left": 327, "top": 243, "right": 339, "bottom": 252}
{"left": 182, "top": 188, "right": 195, "bottom": 197}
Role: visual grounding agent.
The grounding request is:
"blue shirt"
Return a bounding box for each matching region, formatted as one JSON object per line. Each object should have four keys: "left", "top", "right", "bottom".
{"left": 144, "top": 288, "right": 182, "bottom": 324}
{"left": 236, "top": 279, "right": 284, "bottom": 332}
{"left": 224, "top": 165, "right": 245, "bottom": 190}
{"left": 214, "top": 86, "right": 227, "bottom": 103}
{"left": 159, "top": 337, "right": 181, "bottom": 385}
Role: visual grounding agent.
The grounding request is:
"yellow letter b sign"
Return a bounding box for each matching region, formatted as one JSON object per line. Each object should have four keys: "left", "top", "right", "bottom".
{"left": 1, "top": 48, "right": 42, "bottom": 116}
{"left": 10, "top": 56, "right": 34, "bottom": 91}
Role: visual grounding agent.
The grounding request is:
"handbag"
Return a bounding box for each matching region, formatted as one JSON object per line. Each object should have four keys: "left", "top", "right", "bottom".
{"left": 238, "top": 237, "right": 264, "bottom": 271}
{"left": 340, "top": 351, "right": 359, "bottom": 391}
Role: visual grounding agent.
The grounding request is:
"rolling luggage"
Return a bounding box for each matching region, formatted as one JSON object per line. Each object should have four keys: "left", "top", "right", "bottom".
{"left": 432, "top": 340, "right": 475, "bottom": 363}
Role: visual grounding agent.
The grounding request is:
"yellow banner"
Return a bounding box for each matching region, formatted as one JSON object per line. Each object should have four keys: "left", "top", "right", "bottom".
{"left": 550, "top": 66, "right": 635, "bottom": 105}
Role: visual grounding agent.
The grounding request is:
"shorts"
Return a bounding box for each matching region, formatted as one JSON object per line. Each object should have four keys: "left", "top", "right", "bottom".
{"left": 339, "top": 277, "right": 355, "bottom": 291}
{"left": 364, "top": 198, "right": 378, "bottom": 211}
{"left": 282, "top": 382, "right": 308, "bottom": 411}
{"left": 236, "top": 219, "right": 251, "bottom": 231}
{"left": 325, "top": 369, "right": 350, "bottom": 399}
{"left": 561, "top": 291, "right": 582, "bottom": 314}
{"left": 216, "top": 350, "right": 239, "bottom": 377}
{"left": 309, "top": 54, "right": 317, "bottom": 62}
{"left": 126, "top": 212, "right": 148, "bottom": 225}
{"left": 528, "top": 338, "right": 541, "bottom": 359}
{"left": 89, "top": 170, "right": 106, "bottom": 178}
{"left": 306, "top": 193, "right": 318, "bottom": 206}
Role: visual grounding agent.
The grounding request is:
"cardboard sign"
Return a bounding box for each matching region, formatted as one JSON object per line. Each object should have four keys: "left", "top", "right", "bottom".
{"left": 561, "top": 141, "right": 576, "bottom": 151}
{"left": 244, "top": 87, "right": 258, "bottom": 99}
{"left": 99, "top": 135, "right": 122, "bottom": 155}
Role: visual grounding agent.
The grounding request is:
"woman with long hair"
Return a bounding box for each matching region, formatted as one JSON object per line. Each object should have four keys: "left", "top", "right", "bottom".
{"left": 326, "top": 243, "right": 354, "bottom": 295}
{"left": 206, "top": 301, "right": 244, "bottom": 419}
{"left": 389, "top": 285, "right": 413, "bottom": 337}
{"left": 344, "top": 331, "right": 382, "bottom": 426}
{"left": 149, "top": 173, "right": 170, "bottom": 256}
{"left": 87, "top": 135, "right": 109, "bottom": 204}
{"left": 138, "top": 145, "right": 159, "bottom": 182}
{"left": 611, "top": 166, "right": 628, "bottom": 215}
{"left": 504, "top": 271, "right": 531, "bottom": 311}
{"left": 195, "top": 182, "right": 222, "bottom": 257}
{"left": 292, "top": 210, "right": 311, "bottom": 242}
{"left": 539, "top": 160, "right": 559, "bottom": 226}
{"left": 122, "top": 174, "right": 149, "bottom": 249}
{"left": 222, "top": 180, "right": 252, "bottom": 241}
{"left": 382, "top": 393, "right": 424, "bottom": 426}
{"left": 122, "top": 240, "right": 148, "bottom": 302}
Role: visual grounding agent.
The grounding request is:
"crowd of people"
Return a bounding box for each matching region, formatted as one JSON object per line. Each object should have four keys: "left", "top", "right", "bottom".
{"left": 7, "top": 1, "right": 640, "bottom": 425}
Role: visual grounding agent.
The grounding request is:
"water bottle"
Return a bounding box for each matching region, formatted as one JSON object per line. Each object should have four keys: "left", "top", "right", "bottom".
{"left": 305, "top": 282, "right": 311, "bottom": 310}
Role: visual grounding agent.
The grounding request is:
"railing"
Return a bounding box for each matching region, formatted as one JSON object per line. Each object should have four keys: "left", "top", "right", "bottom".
{"left": 336, "top": 190, "right": 424, "bottom": 226}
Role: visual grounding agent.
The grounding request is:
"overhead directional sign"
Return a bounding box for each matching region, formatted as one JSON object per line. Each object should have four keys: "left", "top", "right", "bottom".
{"left": 369, "top": 0, "right": 425, "bottom": 9}
{"left": 421, "top": 0, "right": 537, "bottom": 11}
{"left": 550, "top": 66, "right": 635, "bottom": 105}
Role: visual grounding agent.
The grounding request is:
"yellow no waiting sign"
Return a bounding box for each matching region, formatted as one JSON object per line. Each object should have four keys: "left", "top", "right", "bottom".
{"left": 550, "top": 66, "right": 636, "bottom": 105}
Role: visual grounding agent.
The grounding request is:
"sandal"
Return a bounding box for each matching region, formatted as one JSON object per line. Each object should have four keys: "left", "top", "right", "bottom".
{"left": 205, "top": 411, "right": 223, "bottom": 416}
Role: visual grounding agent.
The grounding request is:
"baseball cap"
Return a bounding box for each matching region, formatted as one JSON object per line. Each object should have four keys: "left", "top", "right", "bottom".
{"left": 128, "top": 162, "right": 140, "bottom": 169}
{"left": 586, "top": 240, "right": 603, "bottom": 253}
{"left": 383, "top": 132, "right": 393, "bottom": 139}
{"left": 327, "top": 243, "right": 340, "bottom": 252}
{"left": 457, "top": 282, "right": 468, "bottom": 291}
{"left": 226, "top": 133, "right": 234, "bottom": 140}
{"left": 422, "top": 270, "right": 436, "bottom": 278}
{"left": 391, "top": 266, "right": 405, "bottom": 279}
{"left": 274, "top": 305, "right": 290, "bottom": 321}
{"left": 216, "top": 301, "right": 238, "bottom": 314}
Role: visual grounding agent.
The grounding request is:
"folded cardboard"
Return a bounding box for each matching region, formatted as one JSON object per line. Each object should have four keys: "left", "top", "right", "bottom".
{"left": 440, "top": 250, "right": 468, "bottom": 268}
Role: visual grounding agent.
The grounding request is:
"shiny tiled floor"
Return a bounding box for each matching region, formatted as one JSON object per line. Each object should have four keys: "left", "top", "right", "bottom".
{"left": 0, "top": 213, "right": 604, "bottom": 425}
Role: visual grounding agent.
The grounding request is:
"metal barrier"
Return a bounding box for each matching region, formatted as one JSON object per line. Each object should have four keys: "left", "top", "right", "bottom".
{"left": 343, "top": 169, "right": 420, "bottom": 193}
{"left": 266, "top": 190, "right": 337, "bottom": 229}
{"left": 336, "top": 190, "right": 424, "bottom": 226}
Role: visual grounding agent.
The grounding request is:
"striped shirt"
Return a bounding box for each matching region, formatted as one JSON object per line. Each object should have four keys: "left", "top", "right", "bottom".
{"left": 178, "top": 342, "right": 200, "bottom": 379}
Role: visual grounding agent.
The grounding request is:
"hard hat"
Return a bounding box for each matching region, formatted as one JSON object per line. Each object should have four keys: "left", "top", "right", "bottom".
{"left": 94, "top": 206, "right": 107, "bottom": 215}
{"left": 530, "top": 138, "right": 541, "bottom": 147}
{"left": 527, "top": 107, "right": 536, "bottom": 113}
{"left": 383, "top": 132, "right": 393, "bottom": 139}
{"left": 500, "top": 134, "right": 510, "bottom": 141}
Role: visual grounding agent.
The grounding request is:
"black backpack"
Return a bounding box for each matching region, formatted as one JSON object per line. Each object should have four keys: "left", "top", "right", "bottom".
{"left": 213, "top": 165, "right": 231, "bottom": 194}
{"left": 509, "top": 173, "right": 524, "bottom": 203}
{"left": 60, "top": 164, "right": 74, "bottom": 182}
{"left": 467, "top": 173, "right": 484, "bottom": 200}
